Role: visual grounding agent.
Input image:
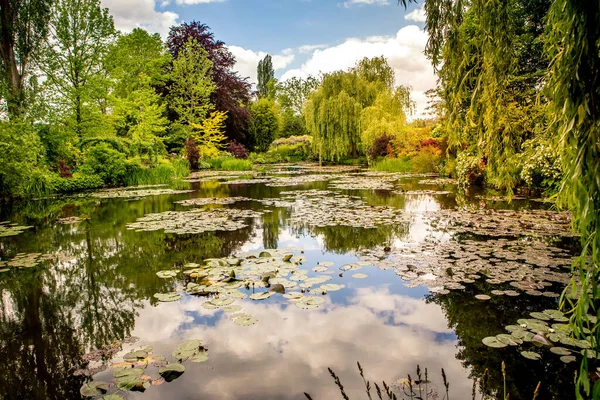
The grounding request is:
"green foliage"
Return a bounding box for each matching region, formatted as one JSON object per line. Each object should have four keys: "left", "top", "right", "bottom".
{"left": 82, "top": 143, "right": 127, "bottom": 186}
{"left": 105, "top": 28, "right": 171, "bottom": 98}
{"left": 518, "top": 137, "right": 562, "bottom": 191}
{"left": 269, "top": 135, "right": 312, "bottom": 161}
{"left": 455, "top": 152, "right": 485, "bottom": 187}
{"left": 277, "top": 76, "right": 319, "bottom": 115}
{"left": 305, "top": 57, "right": 410, "bottom": 162}
{"left": 411, "top": 147, "right": 442, "bottom": 174}
{"left": 257, "top": 55, "right": 274, "bottom": 99}
{"left": 219, "top": 158, "right": 253, "bottom": 171}
{"left": 39, "top": 0, "right": 116, "bottom": 138}
{"left": 170, "top": 38, "right": 215, "bottom": 125}
{"left": 124, "top": 158, "right": 189, "bottom": 186}
{"left": 0, "top": 0, "right": 52, "bottom": 119}
{"left": 50, "top": 174, "right": 104, "bottom": 193}
{"left": 249, "top": 98, "right": 280, "bottom": 152}
{"left": 371, "top": 157, "right": 412, "bottom": 173}
{"left": 279, "top": 109, "right": 308, "bottom": 138}
{"left": 0, "top": 122, "right": 45, "bottom": 197}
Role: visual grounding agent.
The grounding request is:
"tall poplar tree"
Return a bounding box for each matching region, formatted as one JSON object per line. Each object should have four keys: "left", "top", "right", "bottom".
{"left": 257, "top": 54, "right": 274, "bottom": 99}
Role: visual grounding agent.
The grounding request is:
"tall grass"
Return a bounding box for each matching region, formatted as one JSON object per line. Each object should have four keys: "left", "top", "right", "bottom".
{"left": 372, "top": 157, "right": 413, "bottom": 173}
{"left": 125, "top": 158, "right": 190, "bottom": 186}
{"left": 220, "top": 158, "right": 253, "bottom": 171}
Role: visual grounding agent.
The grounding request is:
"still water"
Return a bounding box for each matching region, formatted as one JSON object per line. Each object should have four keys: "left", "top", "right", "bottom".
{"left": 0, "top": 168, "right": 581, "bottom": 399}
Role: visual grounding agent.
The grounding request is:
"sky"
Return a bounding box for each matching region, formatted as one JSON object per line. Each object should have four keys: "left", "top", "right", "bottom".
{"left": 100, "top": 0, "right": 434, "bottom": 117}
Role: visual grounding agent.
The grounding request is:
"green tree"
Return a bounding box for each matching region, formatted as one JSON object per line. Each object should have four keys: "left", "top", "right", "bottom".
{"left": 170, "top": 37, "right": 215, "bottom": 126}
{"left": 105, "top": 27, "right": 171, "bottom": 99}
{"left": 304, "top": 57, "right": 403, "bottom": 161}
{"left": 277, "top": 76, "right": 319, "bottom": 116}
{"left": 39, "top": 0, "right": 116, "bottom": 139}
{"left": 111, "top": 74, "right": 167, "bottom": 162}
{"left": 249, "top": 98, "right": 279, "bottom": 152}
{"left": 257, "top": 54, "right": 274, "bottom": 99}
{"left": 0, "top": 0, "right": 52, "bottom": 119}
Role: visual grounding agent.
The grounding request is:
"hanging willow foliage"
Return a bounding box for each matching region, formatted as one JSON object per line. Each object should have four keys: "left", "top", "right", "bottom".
{"left": 546, "top": 0, "right": 600, "bottom": 397}
{"left": 305, "top": 57, "right": 410, "bottom": 162}
{"left": 419, "top": 0, "right": 600, "bottom": 396}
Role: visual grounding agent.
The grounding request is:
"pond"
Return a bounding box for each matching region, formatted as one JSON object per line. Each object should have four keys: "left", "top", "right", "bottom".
{"left": 0, "top": 166, "right": 584, "bottom": 399}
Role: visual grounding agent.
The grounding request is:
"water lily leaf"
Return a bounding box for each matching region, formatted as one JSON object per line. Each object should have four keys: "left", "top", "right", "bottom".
{"left": 153, "top": 293, "right": 182, "bottom": 302}
{"left": 283, "top": 253, "right": 293, "bottom": 262}
{"left": 249, "top": 292, "right": 272, "bottom": 300}
{"left": 352, "top": 273, "right": 368, "bottom": 279}
{"left": 100, "top": 395, "right": 125, "bottom": 400}
{"left": 521, "top": 351, "right": 541, "bottom": 360}
{"left": 475, "top": 294, "right": 491, "bottom": 301}
{"left": 560, "top": 355, "right": 576, "bottom": 364}
{"left": 530, "top": 312, "right": 551, "bottom": 321}
{"left": 222, "top": 305, "right": 242, "bottom": 313}
{"left": 320, "top": 284, "right": 343, "bottom": 292}
{"left": 550, "top": 347, "right": 571, "bottom": 356}
{"left": 319, "top": 261, "right": 335, "bottom": 267}
{"left": 191, "top": 350, "right": 209, "bottom": 363}
{"left": 156, "top": 270, "right": 178, "bottom": 279}
{"left": 482, "top": 336, "right": 507, "bottom": 348}
{"left": 312, "top": 266, "right": 329, "bottom": 272}
{"left": 295, "top": 296, "right": 325, "bottom": 309}
{"left": 283, "top": 292, "right": 304, "bottom": 301}
{"left": 233, "top": 314, "right": 259, "bottom": 326}
{"left": 80, "top": 382, "right": 109, "bottom": 397}
{"left": 496, "top": 334, "right": 520, "bottom": 346}
{"left": 259, "top": 251, "right": 272, "bottom": 258}
{"left": 113, "top": 368, "right": 144, "bottom": 379}
{"left": 159, "top": 363, "right": 185, "bottom": 382}
{"left": 269, "top": 284, "right": 286, "bottom": 294}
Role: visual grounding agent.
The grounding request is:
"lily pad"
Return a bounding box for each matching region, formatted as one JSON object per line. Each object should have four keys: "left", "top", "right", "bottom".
{"left": 530, "top": 312, "right": 551, "bottom": 321}
{"left": 80, "top": 382, "right": 109, "bottom": 397}
{"left": 482, "top": 336, "right": 507, "bottom": 348}
{"left": 153, "top": 293, "right": 182, "bottom": 302}
{"left": 249, "top": 292, "right": 272, "bottom": 300}
{"left": 560, "top": 355, "right": 576, "bottom": 364}
{"left": 475, "top": 294, "right": 491, "bottom": 301}
{"left": 156, "top": 270, "right": 178, "bottom": 279}
{"left": 521, "top": 351, "right": 541, "bottom": 360}
{"left": 159, "top": 363, "right": 185, "bottom": 382}
{"left": 550, "top": 347, "right": 572, "bottom": 356}
{"left": 352, "top": 273, "right": 368, "bottom": 279}
{"left": 233, "top": 314, "right": 259, "bottom": 326}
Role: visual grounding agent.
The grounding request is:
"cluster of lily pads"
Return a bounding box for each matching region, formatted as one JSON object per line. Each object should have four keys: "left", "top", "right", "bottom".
{"left": 151, "top": 248, "right": 372, "bottom": 327}
{"left": 126, "top": 208, "right": 263, "bottom": 235}
{"left": 0, "top": 252, "right": 54, "bottom": 272}
{"left": 183, "top": 171, "right": 250, "bottom": 183}
{"left": 328, "top": 176, "right": 398, "bottom": 191}
{"left": 482, "top": 309, "right": 595, "bottom": 365}
{"left": 175, "top": 197, "right": 253, "bottom": 207}
{"left": 426, "top": 209, "right": 575, "bottom": 237}
{"left": 257, "top": 190, "right": 412, "bottom": 229}
{"left": 57, "top": 216, "right": 84, "bottom": 224}
{"left": 0, "top": 221, "right": 33, "bottom": 237}
{"left": 90, "top": 187, "right": 193, "bottom": 199}
{"left": 78, "top": 338, "right": 207, "bottom": 399}
{"left": 353, "top": 238, "right": 574, "bottom": 299}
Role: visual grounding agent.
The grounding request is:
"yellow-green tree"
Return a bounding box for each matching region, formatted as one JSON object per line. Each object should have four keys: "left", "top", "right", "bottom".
{"left": 190, "top": 111, "right": 228, "bottom": 159}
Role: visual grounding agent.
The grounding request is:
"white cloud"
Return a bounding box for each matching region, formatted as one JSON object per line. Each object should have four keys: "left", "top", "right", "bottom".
{"left": 280, "top": 25, "right": 437, "bottom": 119}
{"left": 298, "top": 44, "right": 329, "bottom": 53}
{"left": 228, "top": 46, "right": 295, "bottom": 85}
{"left": 174, "top": 0, "right": 225, "bottom": 4}
{"left": 341, "top": 0, "right": 390, "bottom": 8}
{"left": 405, "top": 5, "right": 426, "bottom": 22}
{"left": 101, "top": 0, "right": 178, "bottom": 38}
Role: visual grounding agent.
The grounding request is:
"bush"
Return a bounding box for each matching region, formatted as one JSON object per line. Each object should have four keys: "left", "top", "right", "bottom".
{"left": 227, "top": 140, "right": 249, "bottom": 159}
{"left": 267, "top": 135, "right": 312, "bottom": 162}
{"left": 518, "top": 138, "right": 562, "bottom": 191}
{"left": 185, "top": 139, "right": 200, "bottom": 171}
{"left": 367, "top": 134, "right": 394, "bottom": 159}
{"left": 249, "top": 152, "right": 284, "bottom": 164}
{"left": 50, "top": 174, "right": 104, "bottom": 193}
{"left": 82, "top": 143, "right": 128, "bottom": 186}
{"left": 124, "top": 158, "right": 190, "bottom": 186}
{"left": 372, "top": 157, "right": 412, "bottom": 172}
{"left": 411, "top": 147, "right": 442, "bottom": 173}
{"left": 456, "top": 152, "right": 486, "bottom": 187}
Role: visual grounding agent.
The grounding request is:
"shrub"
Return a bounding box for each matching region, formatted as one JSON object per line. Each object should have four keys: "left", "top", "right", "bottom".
{"left": 50, "top": 174, "right": 104, "bottom": 193}
{"left": 411, "top": 147, "right": 442, "bottom": 173}
{"left": 227, "top": 140, "right": 249, "bottom": 159}
{"left": 82, "top": 143, "right": 128, "bottom": 186}
{"left": 249, "top": 152, "right": 284, "bottom": 164}
{"left": 456, "top": 152, "right": 486, "bottom": 187}
{"left": 519, "top": 138, "right": 562, "bottom": 191}
{"left": 367, "top": 134, "right": 394, "bottom": 158}
{"left": 268, "top": 135, "right": 312, "bottom": 162}
{"left": 58, "top": 160, "right": 73, "bottom": 178}
{"left": 372, "top": 157, "right": 412, "bottom": 173}
{"left": 185, "top": 139, "right": 200, "bottom": 171}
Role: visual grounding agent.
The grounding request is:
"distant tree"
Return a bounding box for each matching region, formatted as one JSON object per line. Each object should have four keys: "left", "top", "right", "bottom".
{"left": 249, "top": 98, "right": 279, "bottom": 152}
{"left": 190, "top": 110, "right": 228, "bottom": 159}
{"left": 279, "top": 109, "right": 308, "bottom": 138}
{"left": 167, "top": 21, "right": 252, "bottom": 142}
{"left": 169, "top": 38, "right": 215, "bottom": 126}
{"left": 277, "top": 76, "right": 319, "bottom": 116}
{"left": 257, "top": 54, "right": 274, "bottom": 98}
{"left": 39, "top": 0, "right": 116, "bottom": 139}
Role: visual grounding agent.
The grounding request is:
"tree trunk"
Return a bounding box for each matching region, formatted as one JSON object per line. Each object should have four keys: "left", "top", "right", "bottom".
{"left": 0, "top": 0, "right": 24, "bottom": 119}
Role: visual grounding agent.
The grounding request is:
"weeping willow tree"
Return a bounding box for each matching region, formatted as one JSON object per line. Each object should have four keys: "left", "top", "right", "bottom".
{"left": 304, "top": 56, "right": 411, "bottom": 162}
{"left": 416, "top": 0, "right": 600, "bottom": 396}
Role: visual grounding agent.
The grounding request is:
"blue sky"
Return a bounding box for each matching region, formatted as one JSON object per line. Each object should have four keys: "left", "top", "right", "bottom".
{"left": 102, "top": 0, "right": 433, "bottom": 116}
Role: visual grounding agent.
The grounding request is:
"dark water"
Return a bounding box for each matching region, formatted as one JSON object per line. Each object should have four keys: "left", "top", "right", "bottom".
{"left": 0, "top": 170, "right": 580, "bottom": 400}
